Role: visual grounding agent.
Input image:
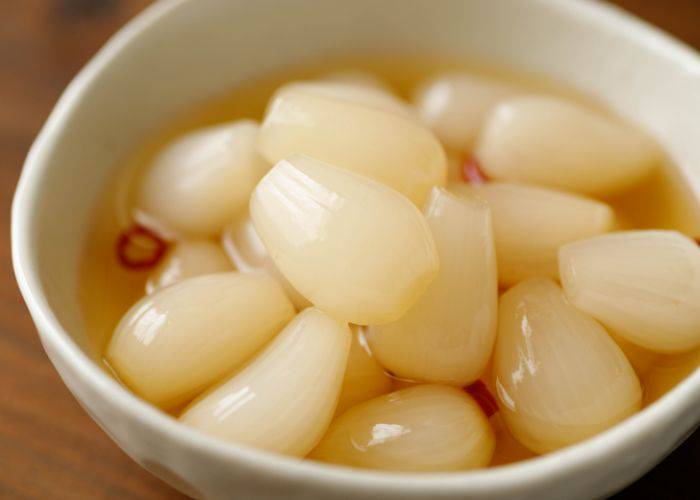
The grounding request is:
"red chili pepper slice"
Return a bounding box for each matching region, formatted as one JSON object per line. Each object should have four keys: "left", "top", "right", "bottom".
{"left": 462, "top": 156, "right": 490, "bottom": 184}
{"left": 464, "top": 380, "right": 499, "bottom": 417}
{"left": 116, "top": 225, "right": 167, "bottom": 270}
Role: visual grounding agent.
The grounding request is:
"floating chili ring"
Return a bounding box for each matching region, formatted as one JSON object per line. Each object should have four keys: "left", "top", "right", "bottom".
{"left": 116, "top": 224, "right": 168, "bottom": 270}
{"left": 462, "top": 156, "right": 490, "bottom": 184}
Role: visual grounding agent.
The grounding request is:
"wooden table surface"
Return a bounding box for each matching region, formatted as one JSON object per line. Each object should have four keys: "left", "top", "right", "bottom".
{"left": 1, "top": 1, "right": 698, "bottom": 498}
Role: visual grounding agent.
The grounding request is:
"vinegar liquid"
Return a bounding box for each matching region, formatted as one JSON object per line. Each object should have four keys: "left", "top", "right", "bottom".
{"left": 78, "top": 55, "right": 700, "bottom": 465}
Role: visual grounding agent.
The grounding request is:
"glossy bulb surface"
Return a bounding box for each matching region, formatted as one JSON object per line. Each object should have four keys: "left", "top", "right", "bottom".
{"left": 414, "top": 74, "right": 518, "bottom": 153}
{"left": 258, "top": 83, "right": 447, "bottom": 205}
{"left": 310, "top": 385, "right": 495, "bottom": 471}
{"left": 560, "top": 231, "right": 700, "bottom": 353}
{"left": 180, "top": 308, "right": 351, "bottom": 457}
{"left": 368, "top": 188, "right": 497, "bottom": 385}
{"left": 146, "top": 240, "right": 232, "bottom": 294}
{"left": 106, "top": 273, "right": 294, "bottom": 408}
{"left": 294, "top": 80, "right": 417, "bottom": 120}
{"left": 250, "top": 155, "right": 439, "bottom": 325}
{"left": 222, "top": 215, "right": 310, "bottom": 309}
{"left": 475, "top": 96, "right": 658, "bottom": 196}
{"left": 494, "top": 278, "right": 641, "bottom": 454}
{"left": 476, "top": 365, "right": 535, "bottom": 466}
{"left": 452, "top": 182, "right": 614, "bottom": 286}
{"left": 136, "top": 120, "right": 268, "bottom": 237}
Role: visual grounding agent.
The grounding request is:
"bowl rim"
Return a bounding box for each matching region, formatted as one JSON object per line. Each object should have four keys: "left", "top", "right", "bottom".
{"left": 12, "top": 0, "right": 700, "bottom": 495}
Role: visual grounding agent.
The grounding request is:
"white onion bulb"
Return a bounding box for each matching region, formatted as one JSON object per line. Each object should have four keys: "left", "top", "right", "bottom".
{"left": 136, "top": 120, "right": 268, "bottom": 237}
{"left": 180, "top": 308, "right": 351, "bottom": 457}
{"left": 257, "top": 83, "right": 447, "bottom": 205}
{"left": 414, "top": 74, "right": 518, "bottom": 153}
{"left": 475, "top": 96, "right": 658, "bottom": 196}
{"left": 106, "top": 273, "right": 294, "bottom": 408}
{"left": 222, "top": 215, "right": 310, "bottom": 309}
{"left": 560, "top": 230, "right": 700, "bottom": 353}
{"left": 368, "top": 188, "right": 497, "bottom": 385}
{"left": 451, "top": 182, "right": 614, "bottom": 286}
{"left": 250, "top": 155, "right": 439, "bottom": 325}
{"left": 146, "top": 240, "right": 232, "bottom": 294}
{"left": 295, "top": 80, "right": 417, "bottom": 120}
{"left": 494, "top": 278, "right": 641, "bottom": 454}
{"left": 310, "top": 385, "right": 495, "bottom": 471}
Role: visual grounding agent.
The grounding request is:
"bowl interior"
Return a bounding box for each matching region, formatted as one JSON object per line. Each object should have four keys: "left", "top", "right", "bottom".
{"left": 27, "top": 0, "right": 700, "bottom": 350}
{"left": 14, "top": 0, "right": 700, "bottom": 498}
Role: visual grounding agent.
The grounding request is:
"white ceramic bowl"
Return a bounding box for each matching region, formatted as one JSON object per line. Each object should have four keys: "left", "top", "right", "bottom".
{"left": 12, "top": 0, "right": 700, "bottom": 498}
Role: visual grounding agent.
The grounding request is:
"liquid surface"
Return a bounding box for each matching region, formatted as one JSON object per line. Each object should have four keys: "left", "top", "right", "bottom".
{"left": 79, "top": 55, "right": 700, "bottom": 468}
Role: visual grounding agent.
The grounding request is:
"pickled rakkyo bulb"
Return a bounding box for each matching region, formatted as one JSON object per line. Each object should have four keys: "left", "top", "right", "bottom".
{"left": 477, "top": 365, "right": 536, "bottom": 466}
{"left": 180, "top": 308, "right": 351, "bottom": 457}
{"left": 336, "top": 326, "right": 393, "bottom": 415}
{"left": 222, "top": 215, "right": 310, "bottom": 310}
{"left": 414, "top": 74, "right": 519, "bottom": 153}
{"left": 475, "top": 96, "right": 659, "bottom": 196}
{"left": 106, "top": 273, "right": 294, "bottom": 408}
{"left": 250, "top": 155, "right": 439, "bottom": 325}
{"left": 560, "top": 231, "right": 700, "bottom": 353}
{"left": 494, "top": 278, "right": 641, "bottom": 454}
{"left": 146, "top": 240, "right": 232, "bottom": 294}
{"left": 310, "top": 385, "right": 495, "bottom": 471}
{"left": 368, "top": 188, "right": 497, "bottom": 385}
{"left": 136, "top": 120, "right": 268, "bottom": 237}
{"left": 292, "top": 80, "right": 417, "bottom": 120}
{"left": 451, "top": 182, "right": 615, "bottom": 286}
{"left": 257, "top": 82, "right": 447, "bottom": 205}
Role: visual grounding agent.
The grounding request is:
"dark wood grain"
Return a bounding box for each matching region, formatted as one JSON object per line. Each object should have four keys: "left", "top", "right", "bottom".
{"left": 0, "top": 2, "right": 186, "bottom": 498}
{"left": 0, "top": 1, "right": 698, "bottom": 499}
